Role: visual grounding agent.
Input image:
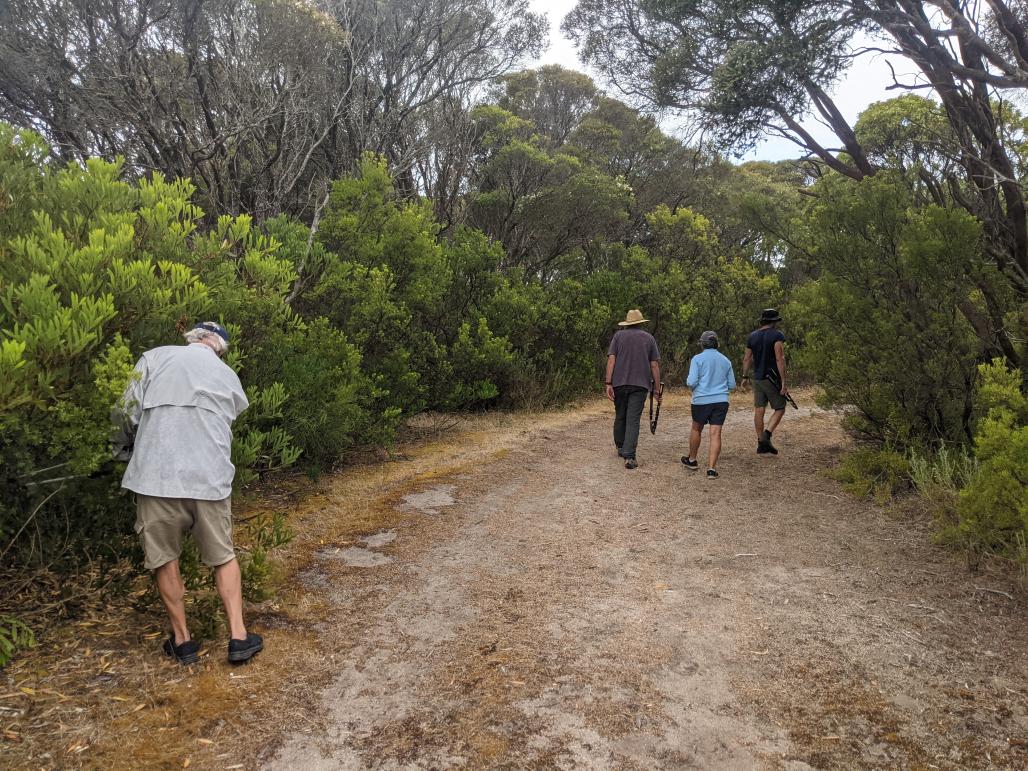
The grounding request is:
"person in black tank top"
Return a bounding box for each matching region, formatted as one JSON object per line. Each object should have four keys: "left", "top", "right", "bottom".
{"left": 741, "top": 309, "right": 789, "bottom": 454}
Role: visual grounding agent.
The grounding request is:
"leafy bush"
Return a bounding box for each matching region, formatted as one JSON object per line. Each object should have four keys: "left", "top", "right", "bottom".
{"left": 952, "top": 360, "right": 1028, "bottom": 570}
{"left": 0, "top": 615, "right": 35, "bottom": 668}
{"left": 243, "top": 318, "right": 395, "bottom": 473}
{"left": 241, "top": 513, "right": 296, "bottom": 603}
{"left": 909, "top": 445, "right": 979, "bottom": 499}
{"left": 0, "top": 130, "right": 303, "bottom": 568}
{"left": 787, "top": 173, "right": 991, "bottom": 445}
{"left": 831, "top": 447, "right": 912, "bottom": 504}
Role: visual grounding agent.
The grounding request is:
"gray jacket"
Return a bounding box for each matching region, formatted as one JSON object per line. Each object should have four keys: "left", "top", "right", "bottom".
{"left": 113, "top": 343, "right": 249, "bottom": 500}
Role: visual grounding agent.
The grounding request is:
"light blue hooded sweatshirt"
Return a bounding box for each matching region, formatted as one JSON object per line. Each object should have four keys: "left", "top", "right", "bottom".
{"left": 686, "top": 348, "right": 736, "bottom": 405}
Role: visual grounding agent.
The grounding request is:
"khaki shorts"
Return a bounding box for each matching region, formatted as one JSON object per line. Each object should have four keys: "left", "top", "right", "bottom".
{"left": 754, "top": 378, "right": 787, "bottom": 411}
{"left": 135, "top": 495, "right": 235, "bottom": 570}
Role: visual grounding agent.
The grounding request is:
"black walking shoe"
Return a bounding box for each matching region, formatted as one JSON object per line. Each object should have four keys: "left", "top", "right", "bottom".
{"left": 681, "top": 457, "right": 699, "bottom": 470}
{"left": 706, "top": 468, "right": 719, "bottom": 479}
{"left": 624, "top": 457, "right": 638, "bottom": 469}
{"left": 163, "top": 632, "right": 200, "bottom": 665}
{"left": 761, "top": 430, "right": 779, "bottom": 455}
{"left": 227, "top": 632, "right": 263, "bottom": 663}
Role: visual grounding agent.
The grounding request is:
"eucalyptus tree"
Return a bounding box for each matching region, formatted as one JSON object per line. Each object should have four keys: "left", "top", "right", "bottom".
{"left": 0, "top": 0, "right": 545, "bottom": 219}
{"left": 565, "top": 0, "right": 1028, "bottom": 368}
{"left": 328, "top": 0, "right": 545, "bottom": 194}
{"left": 0, "top": 0, "right": 358, "bottom": 218}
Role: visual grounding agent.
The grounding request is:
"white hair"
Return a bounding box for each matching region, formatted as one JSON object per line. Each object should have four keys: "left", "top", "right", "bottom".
{"left": 183, "top": 328, "right": 229, "bottom": 355}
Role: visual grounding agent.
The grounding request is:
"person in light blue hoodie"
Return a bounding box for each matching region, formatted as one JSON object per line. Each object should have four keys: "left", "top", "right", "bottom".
{"left": 682, "top": 330, "right": 736, "bottom": 479}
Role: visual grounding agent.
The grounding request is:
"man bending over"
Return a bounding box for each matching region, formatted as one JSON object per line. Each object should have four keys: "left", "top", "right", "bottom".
{"left": 113, "top": 321, "right": 263, "bottom": 665}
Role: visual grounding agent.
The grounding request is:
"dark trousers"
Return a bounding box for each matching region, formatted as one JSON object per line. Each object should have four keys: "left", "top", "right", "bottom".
{"left": 613, "top": 386, "right": 648, "bottom": 459}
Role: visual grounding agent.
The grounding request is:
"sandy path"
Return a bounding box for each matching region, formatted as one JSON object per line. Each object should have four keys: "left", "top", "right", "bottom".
{"left": 264, "top": 395, "right": 1027, "bottom": 770}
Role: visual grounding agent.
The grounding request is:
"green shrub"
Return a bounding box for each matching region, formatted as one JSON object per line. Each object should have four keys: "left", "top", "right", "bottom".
{"left": 909, "top": 445, "right": 979, "bottom": 496}
{"left": 0, "top": 130, "right": 301, "bottom": 568}
{"left": 831, "top": 447, "right": 912, "bottom": 504}
{"left": 787, "top": 173, "right": 991, "bottom": 445}
{"left": 244, "top": 318, "right": 397, "bottom": 473}
{"left": 908, "top": 445, "right": 979, "bottom": 539}
{"left": 953, "top": 360, "right": 1028, "bottom": 570}
{"left": 241, "top": 512, "right": 295, "bottom": 603}
{"left": 0, "top": 615, "right": 36, "bottom": 668}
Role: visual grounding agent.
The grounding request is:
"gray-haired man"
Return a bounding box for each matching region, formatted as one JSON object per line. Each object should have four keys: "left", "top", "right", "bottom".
{"left": 113, "top": 321, "right": 263, "bottom": 664}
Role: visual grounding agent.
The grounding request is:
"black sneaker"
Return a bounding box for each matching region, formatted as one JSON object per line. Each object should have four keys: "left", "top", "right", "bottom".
{"left": 761, "top": 430, "right": 779, "bottom": 455}
{"left": 706, "top": 468, "right": 719, "bottom": 479}
{"left": 624, "top": 457, "right": 638, "bottom": 469}
{"left": 228, "top": 632, "right": 263, "bottom": 663}
{"left": 681, "top": 457, "right": 699, "bottom": 470}
{"left": 757, "top": 440, "right": 778, "bottom": 455}
{"left": 163, "top": 632, "right": 200, "bottom": 665}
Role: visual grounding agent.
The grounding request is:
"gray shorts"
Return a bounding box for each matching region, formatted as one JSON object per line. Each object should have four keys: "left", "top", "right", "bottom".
{"left": 754, "top": 378, "right": 787, "bottom": 411}
{"left": 135, "top": 495, "right": 235, "bottom": 570}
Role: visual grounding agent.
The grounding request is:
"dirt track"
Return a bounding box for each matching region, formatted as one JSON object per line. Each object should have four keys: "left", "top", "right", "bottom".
{"left": 259, "top": 393, "right": 1026, "bottom": 769}
{"left": 6, "top": 392, "right": 1026, "bottom": 769}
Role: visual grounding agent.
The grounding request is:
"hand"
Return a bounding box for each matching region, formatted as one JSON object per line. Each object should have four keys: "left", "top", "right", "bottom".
{"left": 655, "top": 390, "right": 663, "bottom": 404}
{"left": 605, "top": 384, "right": 615, "bottom": 402}
{"left": 780, "top": 385, "right": 789, "bottom": 396}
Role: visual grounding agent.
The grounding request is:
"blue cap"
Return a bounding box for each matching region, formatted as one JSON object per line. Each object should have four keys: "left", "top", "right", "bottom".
{"left": 193, "top": 321, "right": 230, "bottom": 342}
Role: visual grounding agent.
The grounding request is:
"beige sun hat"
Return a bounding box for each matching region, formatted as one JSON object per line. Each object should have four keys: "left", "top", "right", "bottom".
{"left": 617, "top": 309, "right": 649, "bottom": 326}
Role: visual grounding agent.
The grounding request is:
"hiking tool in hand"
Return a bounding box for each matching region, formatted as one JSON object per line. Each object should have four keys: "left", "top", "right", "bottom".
{"left": 649, "top": 381, "right": 665, "bottom": 434}
{"left": 765, "top": 371, "right": 798, "bottom": 410}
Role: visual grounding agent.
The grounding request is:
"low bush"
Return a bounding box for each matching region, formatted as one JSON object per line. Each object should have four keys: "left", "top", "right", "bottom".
{"left": 952, "top": 361, "right": 1028, "bottom": 572}
{"left": 0, "top": 615, "right": 35, "bottom": 667}
{"left": 830, "top": 447, "right": 912, "bottom": 504}
{"left": 909, "top": 445, "right": 979, "bottom": 497}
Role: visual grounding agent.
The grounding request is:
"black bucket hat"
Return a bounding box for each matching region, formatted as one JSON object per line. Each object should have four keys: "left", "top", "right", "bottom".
{"left": 759, "top": 308, "right": 783, "bottom": 324}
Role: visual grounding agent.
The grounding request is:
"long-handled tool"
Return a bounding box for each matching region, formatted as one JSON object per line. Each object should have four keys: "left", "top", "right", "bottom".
{"left": 765, "top": 370, "right": 798, "bottom": 410}
{"left": 649, "top": 381, "right": 665, "bottom": 434}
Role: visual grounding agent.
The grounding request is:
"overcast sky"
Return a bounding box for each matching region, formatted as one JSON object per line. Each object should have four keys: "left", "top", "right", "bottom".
{"left": 527, "top": 0, "right": 919, "bottom": 162}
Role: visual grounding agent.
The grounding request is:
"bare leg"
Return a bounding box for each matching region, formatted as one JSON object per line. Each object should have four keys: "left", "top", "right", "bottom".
{"left": 754, "top": 407, "right": 766, "bottom": 439}
{"left": 767, "top": 408, "right": 785, "bottom": 435}
{"left": 688, "top": 422, "right": 703, "bottom": 460}
{"left": 155, "top": 560, "right": 191, "bottom": 643}
{"left": 214, "top": 558, "right": 247, "bottom": 640}
{"left": 708, "top": 425, "right": 723, "bottom": 469}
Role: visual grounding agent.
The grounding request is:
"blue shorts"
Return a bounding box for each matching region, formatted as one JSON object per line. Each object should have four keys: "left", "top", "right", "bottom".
{"left": 691, "top": 401, "right": 729, "bottom": 426}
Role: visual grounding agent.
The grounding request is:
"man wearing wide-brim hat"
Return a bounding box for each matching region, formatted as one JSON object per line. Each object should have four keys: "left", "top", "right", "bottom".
{"left": 742, "top": 308, "right": 789, "bottom": 454}
{"left": 604, "top": 309, "right": 662, "bottom": 469}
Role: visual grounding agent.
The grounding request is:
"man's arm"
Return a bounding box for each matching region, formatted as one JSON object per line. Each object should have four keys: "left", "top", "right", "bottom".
{"left": 774, "top": 340, "right": 787, "bottom": 394}
{"left": 650, "top": 360, "right": 662, "bottom": 402}
{"left": 604, "top": 354, "right": 616, "bottom": 401}
{"left": 727, "top": 360, "right": 737, "bottom": 391}
{"left": 741, "top": 347, "right": 753, "bottom": 384}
